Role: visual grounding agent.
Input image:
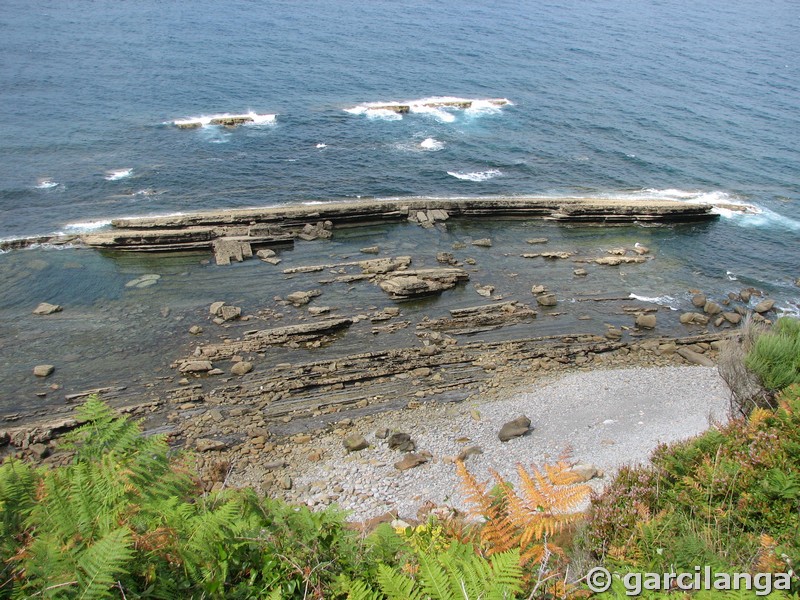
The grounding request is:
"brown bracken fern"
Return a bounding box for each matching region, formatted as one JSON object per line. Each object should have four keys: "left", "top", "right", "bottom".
{"left": 456, "top": 460, "right": 590, "bottom": 566}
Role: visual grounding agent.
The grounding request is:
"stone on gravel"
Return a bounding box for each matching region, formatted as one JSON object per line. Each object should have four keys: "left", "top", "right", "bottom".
{"left": 387, "top": 432, "right": 415, "bottom": 452}
{"left": 343, "top": 433, "right": 369, "bottom": 452}
{"left": 394, "top": 452, "right": 429, "bottom": 471}
{"left": 498, "top": 415, "right": 531, "bottom": 442}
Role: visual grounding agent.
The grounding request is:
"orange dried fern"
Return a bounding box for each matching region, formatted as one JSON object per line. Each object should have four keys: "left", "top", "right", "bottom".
{"left": 456, "top": 460, "right": 590, "bottom": 566}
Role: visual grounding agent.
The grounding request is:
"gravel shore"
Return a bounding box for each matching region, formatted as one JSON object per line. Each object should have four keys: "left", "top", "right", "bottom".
{"left": 261, "top": 365, "right": 731, "bottom": 522}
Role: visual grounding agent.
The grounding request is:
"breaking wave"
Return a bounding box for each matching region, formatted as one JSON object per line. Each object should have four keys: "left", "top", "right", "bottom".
{"left": 446, "top": 169, "right": 502, "bottom": 182}
{"left": 105, "top": 168, "right": 133, "bottom": 181}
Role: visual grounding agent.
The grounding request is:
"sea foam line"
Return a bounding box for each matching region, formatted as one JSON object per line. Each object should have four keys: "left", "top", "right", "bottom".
{"left": 447, "top": 169, "right": 502, "bottom": 182}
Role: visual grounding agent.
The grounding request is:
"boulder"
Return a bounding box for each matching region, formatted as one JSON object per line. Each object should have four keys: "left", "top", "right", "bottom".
{"left": 33, "top": 365, "right": 55, "bottom": 378}
{"left": 394, "top": 452, "right": 429, "bottom": 471}
{"left": 754, "top": 299, "right": 775, "bottom": 313}
{"left": 32, "top": 302, "right": 62, "bottom": 315}
{"left": 605, "top": 328, "right": 623, "bottom": 340}
{"left": 676, "top": 347, "right": 715, "bottom": 367}
{"left": 530, "top": 285, "right": 547, "bottom": 295}
{"left": 539, "top": 251, "right": 573, "bottom": 259}
{"left": 475, "top": 284, "right": 494, "bottom": 297}
{"left": 180, "top": 360, "right": 213, "bottom": 373}
{"left": 359, "top": 256, "right": 412, "bottom": 274}
{"left": 691, "top": 293, "right": 707, "bottom": 308}
{"left": 360, "top": 246, "right": 380, "bottom": 254}
{"left": 680, "top": 312, "right": 709, "bottom": 326}
{"left": 189, "top": 325, "right": 203, "bottom": 335}
{"left": 635, "top": 314, "right": 657, "bottom": 329}
{"left": 436, "top": 252, "right": 457, "bottom": 265}
{"left": 231, "top": 361, "right": 253, "bottom": 376}
{"left": 378, "top": 268, "right": 468, "bottom": 300}
{"left": 723, "top": 312, "right": 742, "bottom": 325}
{"left": 256, "top": 248, "right": 276, "bottom": 259}
{"left": 471, "top": 238, "right": 493, "bottom": 248}
{"left": 535, "top": 293, "right": 557, "bottom": 307}
{"left": 703, "top": 301, "right": 723, "bottom": 315}
{"left": 568, "top": 463, "right": 601, "bottom": 482}
{"left": 287, "top": 290, "right": 322, "bottom": 307}
{"left": 456, "top": 445, "right": 483, "bottom": 462}
{"left": 210, "top": 301, "right": 226, "bottom": 316}
{"left": 632, "top": 244, "right": 650, "bottom": 255}
{"left": 573, "top": 268, "right": 588, "bottom": 277}
{"left": 219, "top": 305, "right": 241, "bottom": 321}
{"left": 387, "top": 432, "right": 415, "bottom": 452}
{"left": 526, "top": 238, "right": 548, "bottom": 244}
{"left": 498, "top": 415, "right": 531, "bottom": 442}
{"left": 343, "top": 433, "right": 369, "bottom": 452}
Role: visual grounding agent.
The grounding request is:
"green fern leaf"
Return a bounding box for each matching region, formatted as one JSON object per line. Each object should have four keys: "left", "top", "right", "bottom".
{"left": 76, "top": 527, "right": 133, "bottom": 600}
{"left": 376, "top": 563, "right": 422, "bottom": 600}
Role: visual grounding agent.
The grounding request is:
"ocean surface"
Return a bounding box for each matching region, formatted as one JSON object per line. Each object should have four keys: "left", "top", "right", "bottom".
{"left": 0, "top": 0, "right": 799, "bottom": 415}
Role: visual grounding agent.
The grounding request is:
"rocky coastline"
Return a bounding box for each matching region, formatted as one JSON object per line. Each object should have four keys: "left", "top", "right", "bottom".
{"left": 0, "top": 196, "right": 786, "bottom": 523}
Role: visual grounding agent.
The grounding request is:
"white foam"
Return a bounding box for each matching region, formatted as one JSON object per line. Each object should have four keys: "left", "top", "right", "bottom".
{"left": 173, "top": 112, "right": 276, "bottom": 128}
{"left": 63, "top": 219, "right": 113, "bottom": 232}
{"left": 628, "top": 293, "right": 679, "bottom": 310}
{"left": 35, "top": 179, "right": 59, "bottom": 189}
{"left": 105, "top": 168, "right": 133, "bottom": 181}
{"left": 316, "top": 143, "right": 327, "bottom": 149}
{"left": 447, "top": 169, "right": 502, "bottom": 182}
{"left": 409, "top": 105, "right": 456, "bottom": 123}
{"left": 420, "top": 137, "right": 445, "bottom": 151}
{"left": 345, "top": 97, "right": 511, "bottom": 121}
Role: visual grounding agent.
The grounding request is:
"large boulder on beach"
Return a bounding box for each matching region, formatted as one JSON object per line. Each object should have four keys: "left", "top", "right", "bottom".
{"left": 231, "top": 361, "right": 253, "bottom": 376}
{"left": 498, "top": 415, "right": 531, "bottom": 442}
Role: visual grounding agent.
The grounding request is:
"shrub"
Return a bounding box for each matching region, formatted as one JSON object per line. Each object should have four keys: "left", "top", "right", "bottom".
{"left": 585, "top": 385, "right": 800, "bottom": 583}
{"left": 0, "top": 398, "right": 378, "bottom": 599}
{"left": 746, "top": 317, "right": 800, "bottom": 392}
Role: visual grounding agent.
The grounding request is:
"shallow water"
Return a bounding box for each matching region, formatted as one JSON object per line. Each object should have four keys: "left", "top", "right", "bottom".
{"left": 1, "top": 217, "right": 790, "bottom": 418}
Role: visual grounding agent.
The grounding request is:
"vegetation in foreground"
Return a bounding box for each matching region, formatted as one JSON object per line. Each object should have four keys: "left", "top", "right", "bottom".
{"left": 0, "top": 318, "right": 799, "bottom": 598}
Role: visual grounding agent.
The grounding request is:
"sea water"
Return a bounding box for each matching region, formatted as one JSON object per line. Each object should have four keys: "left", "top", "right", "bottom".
{"left": 0, "top": 0, "right": 798, "bottom": 413}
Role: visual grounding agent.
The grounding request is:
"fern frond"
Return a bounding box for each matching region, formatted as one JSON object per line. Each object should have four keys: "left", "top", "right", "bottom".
{"left": 76, "top": 527, "right": 133, "bottom": 600}
{"left": 376, "top": 563, "right": 423, "bottom": 600}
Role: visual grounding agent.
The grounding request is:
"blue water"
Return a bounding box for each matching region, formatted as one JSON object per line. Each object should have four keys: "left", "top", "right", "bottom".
{"left": 1, "top": 0, "right": 799, "bottom": 290}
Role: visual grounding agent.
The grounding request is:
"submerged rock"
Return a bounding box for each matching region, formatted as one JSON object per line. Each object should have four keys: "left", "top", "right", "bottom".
{"left": 33, "top": 365, "right": 55, "bottom": 378}
{"left": 32, "top": 302, "right": 62, "bottom": 315}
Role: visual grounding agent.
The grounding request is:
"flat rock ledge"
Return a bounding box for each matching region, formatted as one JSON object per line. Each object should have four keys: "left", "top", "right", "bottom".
{"left": 0, "top": 197, "right": 718, "bottom": 253}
